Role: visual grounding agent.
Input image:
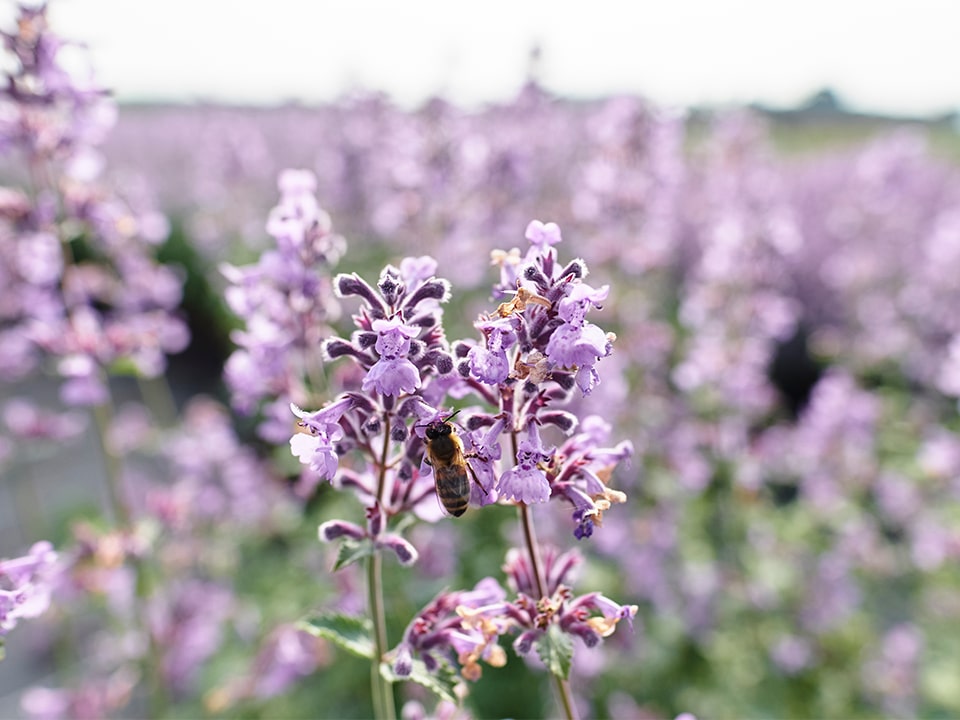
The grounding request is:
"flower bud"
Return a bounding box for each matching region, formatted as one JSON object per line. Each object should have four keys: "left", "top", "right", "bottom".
{"left": 318, "top": 520, "right": 365, "bottom": 543}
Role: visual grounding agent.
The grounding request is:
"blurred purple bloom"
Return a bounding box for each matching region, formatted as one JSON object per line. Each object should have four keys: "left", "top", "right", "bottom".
{"left": 2, "top": 398, "right": 86, "bottom": 440}
{"left": 57, "top": 353, "right": 108, "bottom": 406}
{"left": 151, "top": 580, "right": 234, "bottom": 695}
{"left": 21, "top": 667, "right": 138, "bottom": 720}
{"left": 525, "top": 219, "right": 562, "bottom": 252}
{"left": 249, "top": 625, "right": 327, "bottom": 699}
{"left": 0, "top": 541, "right": 58, "bottom": 637}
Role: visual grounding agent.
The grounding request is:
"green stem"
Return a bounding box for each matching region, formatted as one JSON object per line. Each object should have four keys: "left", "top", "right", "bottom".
{"left": 91, "top": 398, "right": 168, "bottom": 717}
{"left": 92, "top": 400, "right": 131, "bottom": 527}
{"left": 367, "top": 550, "right": 393, "bottom": 719}
{"left": 137, "top": 374, "right": 179, "bottom": 429}
{"left": 366, "top": 413, "right": 396, "bottom": 720}
{"left": 518, "top": 501, "right": 579, "bottom": 720}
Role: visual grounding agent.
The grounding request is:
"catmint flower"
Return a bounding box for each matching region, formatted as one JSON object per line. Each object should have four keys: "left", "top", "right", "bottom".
{"left": 497, "top": 421, "right": 552, "bottom": 504}
{"left": 378, "top": 533, "right": 419, "bottom": 566}
{"left": 464, "top": 416, "right": 506, "bottom": 503}
{"left": 549, "top": 415, "right": 633, "bottom": 540}
{"left": 391, "top": 577, "right": 509, "bottom": 681}
{"left": 221, "top": 168, "right": 343, "bottom": 433}
{"left": 524, "top": 219, "right": 562, "bottom": 256}
{"left": 1, "top": 541, "right": 58, "bottom": 638}
{"left": 290, "top": 397, "right": 354, "bottom": 484}
{"left": 500, "top": 547, "right": 636, "bottom": 657}
{"left": 559, "top": 591, "right": 638, "bottom": 645}
{"left": 467, "top": 318, "right": 517, "bottom": 385}
{"left": 361, "top": 316, "right": 423, "bottom": 396}
{"left": 399, "top": 255, "right": 439, "bottom": 287}
{"left": 545, "top": 282, "right": 613, "bottom": 395}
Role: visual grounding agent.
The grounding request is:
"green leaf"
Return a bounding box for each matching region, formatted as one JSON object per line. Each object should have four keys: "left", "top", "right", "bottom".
{"left": 381, "top": 658, "right": 459, "bottom": 705}
{"left": 536, "top": 624, "right": 573, "bottom": 680}
{"left": 299, "top": 612, "right": 374, "bottom": 659}
{"left": 334, "top": 538, "right": 375, "bottom": 571}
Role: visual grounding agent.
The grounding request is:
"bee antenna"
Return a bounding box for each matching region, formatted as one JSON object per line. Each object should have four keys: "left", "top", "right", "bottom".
{"left": 415, "top": 409, "right": 461, "bottom": 430}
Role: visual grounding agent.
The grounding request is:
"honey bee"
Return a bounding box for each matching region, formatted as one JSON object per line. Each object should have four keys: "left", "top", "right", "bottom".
{"left": 421, "top": 413, "right": 477, "bottom": 518}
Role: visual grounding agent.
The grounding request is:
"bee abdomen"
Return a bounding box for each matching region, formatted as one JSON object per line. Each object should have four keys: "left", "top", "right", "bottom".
{"left": 436, "top": 467, "right": 470, "bottom": 517}
{"left": 440, "top": 494, "right": 469, "bottom": 517}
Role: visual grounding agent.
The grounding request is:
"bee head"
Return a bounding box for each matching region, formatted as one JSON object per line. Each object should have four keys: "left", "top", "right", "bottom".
{"left": 420, "top": 410, "right": 460, "bottom": 441}
{"left": 424, "top": 419, "right": 451, "bottom": 440}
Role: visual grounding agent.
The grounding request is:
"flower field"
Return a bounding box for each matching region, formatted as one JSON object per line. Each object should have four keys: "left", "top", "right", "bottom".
{"left": 3, "top": 4, "right": 960, "bottom": 719}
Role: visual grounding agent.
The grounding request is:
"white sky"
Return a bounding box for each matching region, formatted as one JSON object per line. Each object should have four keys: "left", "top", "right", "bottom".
{"left": 5, "top": 0, "right": 960, "bottom": 115}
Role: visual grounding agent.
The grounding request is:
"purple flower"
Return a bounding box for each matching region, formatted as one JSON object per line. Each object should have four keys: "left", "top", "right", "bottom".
{"left": 378, "top": 533, "right": 419, "bottom": 566}
{"left": 2, "top": 398, "right": 86, "bottom": 440}
{"left": 150, "top": 580, "right": 235, "bottom": 695}
{"left": 361, "top": 316, "right": 422, "bottom": 396}
{"left": 1, "top": 541, "right": 58, "bottom": 637}
{"left": 465, "top": 417, "right": 506, "bottom": 503}
{"left": 249, "top": 625, "right": 327, "bottom": 699}
{"left": 391, "top": 577, "right": 509, "bottom": 681}
{"left": 497, "top": 422, "right": 552, "bottom": 504}
{"left": 561, "top": 591, "right": 638, "bottom": 640}
{"left": 289, "top": 397, "right": 354, "bottom": 482}
{"left": 57, "top": 354, "right": 108, "bottom": 406}
{"left": 399, "top": 255, "right": 439, "bottom": 287}
{"left": 525, "top": 219, "right": 562, "bottom": 254}
{"left": 545, "top": 282, "right": 612, "bottom": 395}
{"left": 467, "top": 319, "right": 517, "bottom": 385}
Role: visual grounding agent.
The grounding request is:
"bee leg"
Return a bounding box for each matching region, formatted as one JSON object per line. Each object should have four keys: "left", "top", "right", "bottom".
{"left": 465, "top": 460, "right": 488, "bottom": 495}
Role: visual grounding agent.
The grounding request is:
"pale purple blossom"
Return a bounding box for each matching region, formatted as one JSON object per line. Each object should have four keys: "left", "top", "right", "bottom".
{"left": 0, "top": 541, "right": 58, "bottom": 637}
{"left": 545, "top": 282, "right": 612, "bottom": 395}
{"left": 524, "top": 219, "right": 562, "bottom": 254}
{"left": 290, "top": 397, "right": 354, "bottom": 485}
{"left": 361, "top": 316, "right": 423, "bottom": 396}
{"left": 468, "top": 318, "right": 517, "bottom": 385}
{"left": 497, "top": 422, "right": 552, "bottom": 504}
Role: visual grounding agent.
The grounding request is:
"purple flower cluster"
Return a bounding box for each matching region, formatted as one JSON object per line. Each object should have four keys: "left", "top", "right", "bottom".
{"left": 291, "top": 219, "right": 631, "bottom": 536}
{"left": 223, "top": 169, "right": 345, "bottom": 438}
{"left": 389, "top": 548, "right": 637, "bottom": 683}
{"left": 0, "top": 3, "right": 188, "bottom": 405}
{"left": 282, "top": 213, "right": 635, "bottom": 708}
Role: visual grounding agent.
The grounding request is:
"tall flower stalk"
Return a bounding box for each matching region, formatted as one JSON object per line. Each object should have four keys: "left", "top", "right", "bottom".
{"left": 280, "top": 215, "right": 634, "bottom": 717}
{"left": 0, "top": 3, "right": 187, "bottom": 690}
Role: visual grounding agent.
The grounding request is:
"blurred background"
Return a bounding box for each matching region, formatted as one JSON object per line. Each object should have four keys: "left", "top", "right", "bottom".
{"left": 3, "top": 1, "right": 960, "bottom": 718}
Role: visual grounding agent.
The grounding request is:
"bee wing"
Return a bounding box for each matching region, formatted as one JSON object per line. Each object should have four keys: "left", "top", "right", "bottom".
{"left": 434, "top": 463, "right": 470, "bottom": 518}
